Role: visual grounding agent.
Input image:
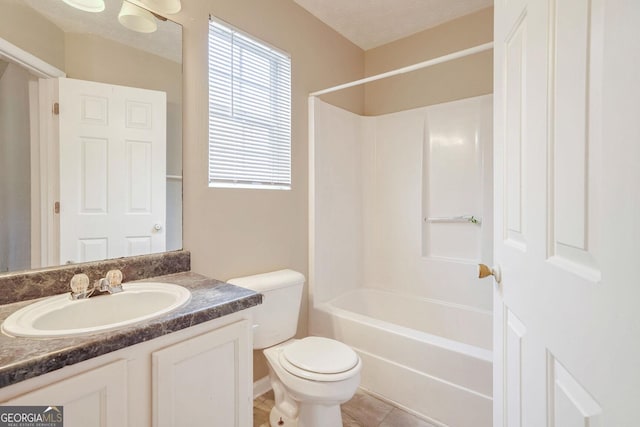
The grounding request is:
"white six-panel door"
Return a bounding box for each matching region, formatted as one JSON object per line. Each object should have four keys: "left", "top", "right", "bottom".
{"left": 494, "top": 1, "right": 640, "bottom": 426}
{"left": 57, "top": 78, "right": 166, "bottom": 265}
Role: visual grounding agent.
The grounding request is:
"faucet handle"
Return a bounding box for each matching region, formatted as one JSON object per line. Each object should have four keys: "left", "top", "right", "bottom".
{"left": 70, "top": 273, "right": 90, "bottom": 293}
{"left": 70, "top": 273, "right": 92, "bottom": 299}
{"left": 105, "top": 269, "right": 123, "bottom": 286}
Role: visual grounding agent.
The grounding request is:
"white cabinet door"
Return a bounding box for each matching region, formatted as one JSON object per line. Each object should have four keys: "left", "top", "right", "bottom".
{"left": 3, "top": 360, "right": 128, "bottom": 427}
{"left": 493, "top": 0, "right": 640, "bottom": 426}
{"left": 57, "top": 77, "right": 166, "bottom": 265}
{"left": 152, "top": 320, "right": 252, "bottom": 427}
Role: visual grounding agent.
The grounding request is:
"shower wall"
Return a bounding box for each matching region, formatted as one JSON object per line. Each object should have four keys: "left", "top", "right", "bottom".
{"left": 311, "top": 95, "right": 493, "bottom": 310}
{"left": 310, "top": 98, "right": 365, "bottom": 304}
{"left": 364, "top": 95, "right": 493, "bottom": 309}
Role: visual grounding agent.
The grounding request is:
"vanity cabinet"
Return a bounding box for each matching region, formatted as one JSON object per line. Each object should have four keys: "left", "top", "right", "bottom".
{"left": 152, "top": 320, "right": 251, "bottom": 427}
{"left": 0, "top": 312, "right": 253, "bottom": 427}
{"left": 3, "top": 360, "right": 128, "bottom": 427}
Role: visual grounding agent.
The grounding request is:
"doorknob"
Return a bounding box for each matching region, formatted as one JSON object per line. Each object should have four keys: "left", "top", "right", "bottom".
{"left": 478, "top": 264, "right": 502, "bottom": 284}
{"left": 153, "top": 223, "right": 163, "bottom": 231}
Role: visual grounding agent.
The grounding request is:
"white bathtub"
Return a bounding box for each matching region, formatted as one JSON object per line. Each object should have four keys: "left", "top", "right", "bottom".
{"left": 312, "top": 288, "right": 493, "bottom": 427}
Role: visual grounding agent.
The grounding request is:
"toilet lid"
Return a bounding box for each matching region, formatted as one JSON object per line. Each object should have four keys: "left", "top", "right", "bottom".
{"left": 282, "top": 337, "right": 359, "bottom": 375}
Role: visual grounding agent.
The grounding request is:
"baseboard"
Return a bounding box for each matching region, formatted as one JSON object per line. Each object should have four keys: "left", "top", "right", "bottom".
{"left": 253, "top": 376, "right": 272, "bottom": 399}
{"left": 358, "top": 386, "right": 448, "bottom": 427}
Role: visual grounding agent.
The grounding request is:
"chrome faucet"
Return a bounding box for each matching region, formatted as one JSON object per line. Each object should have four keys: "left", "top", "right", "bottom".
{"left": 70, "top": 270, "right": 124, "bottom": 300}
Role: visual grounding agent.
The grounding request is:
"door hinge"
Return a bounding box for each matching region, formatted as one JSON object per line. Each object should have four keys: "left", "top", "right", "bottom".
{"left": 54, "top": 202, "right": 60, "bottom": 214}
{"left": 53, "top": 102, "right": 59, "bottom": 115}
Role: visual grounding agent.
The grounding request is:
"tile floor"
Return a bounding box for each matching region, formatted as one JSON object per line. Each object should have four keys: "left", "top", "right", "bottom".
{"left": 254, "top": 389, "right": 438, "bottom": 427}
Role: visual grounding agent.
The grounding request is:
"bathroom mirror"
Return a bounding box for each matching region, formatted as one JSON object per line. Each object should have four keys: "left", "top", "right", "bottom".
{"left": 0, "top": 0, "right": 182, "bottom": 274}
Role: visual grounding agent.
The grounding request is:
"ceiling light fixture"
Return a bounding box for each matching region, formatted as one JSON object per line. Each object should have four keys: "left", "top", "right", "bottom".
{"left": 61, "top": 0, "right": 105, "bottom": 13}
{"left": 118, "top": 1, "right": 158, "bottom": 33}
{"left": 140, "top": 0, "right": 181, "bottom": 15}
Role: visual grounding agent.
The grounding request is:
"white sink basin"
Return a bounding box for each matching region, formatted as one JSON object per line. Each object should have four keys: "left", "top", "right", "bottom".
{"left": 1, "top": 282, "right": 191, "bottom": 338}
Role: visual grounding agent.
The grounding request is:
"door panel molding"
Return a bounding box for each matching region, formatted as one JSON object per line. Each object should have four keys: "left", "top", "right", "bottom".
{"left": 547, "top": 352, "right": 602, "bottom": 427}
{"left": 505, "top": 309, "right": 527, "bottom": 427}
{"left": 503, "top": 12, "right": 528, "bottom": 251}
{"left": 546, "top": 0, "right": 604, "bottom": 282}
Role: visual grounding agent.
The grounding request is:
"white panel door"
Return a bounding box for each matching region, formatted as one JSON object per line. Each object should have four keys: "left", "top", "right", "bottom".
{"left": 493, "top": 1, "right": 640, "bottom": 426}
{"left": 57, "top": 77, "right": 166, "bottom": 264}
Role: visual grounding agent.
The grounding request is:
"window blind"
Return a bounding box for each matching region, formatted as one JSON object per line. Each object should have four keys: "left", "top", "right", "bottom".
{"left": 208, "top": 18, "right": 292, "bottom": 190}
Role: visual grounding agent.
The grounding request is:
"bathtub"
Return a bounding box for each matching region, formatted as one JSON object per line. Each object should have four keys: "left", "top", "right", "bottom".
{"left": 312, "top": 288, "right": 493, "bottom": 427}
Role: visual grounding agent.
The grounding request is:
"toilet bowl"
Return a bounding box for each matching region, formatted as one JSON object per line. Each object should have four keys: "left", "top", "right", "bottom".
{"left": 265, "top": 337, "right": 362, "bottom": 426}
{"left": 227, "top": 270, "right": 361, "bottom": 427}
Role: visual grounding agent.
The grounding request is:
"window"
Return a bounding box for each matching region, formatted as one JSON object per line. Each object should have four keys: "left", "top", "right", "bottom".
{"left": 208, "top": 17, "right": 292, "bottom": 190}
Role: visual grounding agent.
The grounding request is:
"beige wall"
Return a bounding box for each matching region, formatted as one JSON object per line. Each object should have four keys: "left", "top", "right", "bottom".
{"left": 173, "top": 0, "right": 363, "bottom": 279}
{"left": 0, "top": 63, "right": 33, "bottom": 272}
{"left": 167, "top": 0, "right": 364, "bottom": 380}
{"left": 0, "top": 0, "right": 65, "bottom": 71}
{"left": 364, "top": 7, "right": 493, "bottom": 115}
{"left": 64, "top": 33, "right": 182, "bottom": 105}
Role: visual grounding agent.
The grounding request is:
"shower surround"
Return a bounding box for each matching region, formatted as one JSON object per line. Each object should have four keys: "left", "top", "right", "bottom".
{"left": 309, "top": 95, "right": 493, "bottom": 427}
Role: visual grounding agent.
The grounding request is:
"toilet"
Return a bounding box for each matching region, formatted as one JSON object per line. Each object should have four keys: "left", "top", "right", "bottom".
{"left": 228, "top": 269, "right": 361, "bottom": 427}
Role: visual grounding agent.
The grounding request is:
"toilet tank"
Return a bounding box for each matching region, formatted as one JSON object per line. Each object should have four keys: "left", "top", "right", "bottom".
{"left": 227, "top": 269, "right": 304, "bottom": 350}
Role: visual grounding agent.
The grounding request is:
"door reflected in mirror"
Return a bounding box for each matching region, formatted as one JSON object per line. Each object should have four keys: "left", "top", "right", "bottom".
{"left": 0, "top": 0, "right": 182, "bottom": 274}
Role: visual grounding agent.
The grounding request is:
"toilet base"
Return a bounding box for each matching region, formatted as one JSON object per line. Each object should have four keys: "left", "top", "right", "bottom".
{"left": 297, "top": 402, "right": 343, "bottom": 427}
{"left": 270, "top": 406, "right": 298, "bottom": 427}
{"left": 269, "top": 398, "right": 344, "bottom": 427}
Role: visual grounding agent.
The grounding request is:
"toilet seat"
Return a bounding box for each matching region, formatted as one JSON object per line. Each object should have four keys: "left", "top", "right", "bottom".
{"left": 279, "top": 337, "right": 360, "bottom": 382}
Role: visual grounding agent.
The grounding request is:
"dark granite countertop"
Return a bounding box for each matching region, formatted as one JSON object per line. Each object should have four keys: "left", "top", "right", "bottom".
{"left": 0, "top": 271, "right": 261, "bottom": 388}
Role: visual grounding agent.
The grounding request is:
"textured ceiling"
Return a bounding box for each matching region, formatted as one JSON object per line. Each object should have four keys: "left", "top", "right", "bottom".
{"left": 294, "top": 0, "right": 493, "bottom": 50}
